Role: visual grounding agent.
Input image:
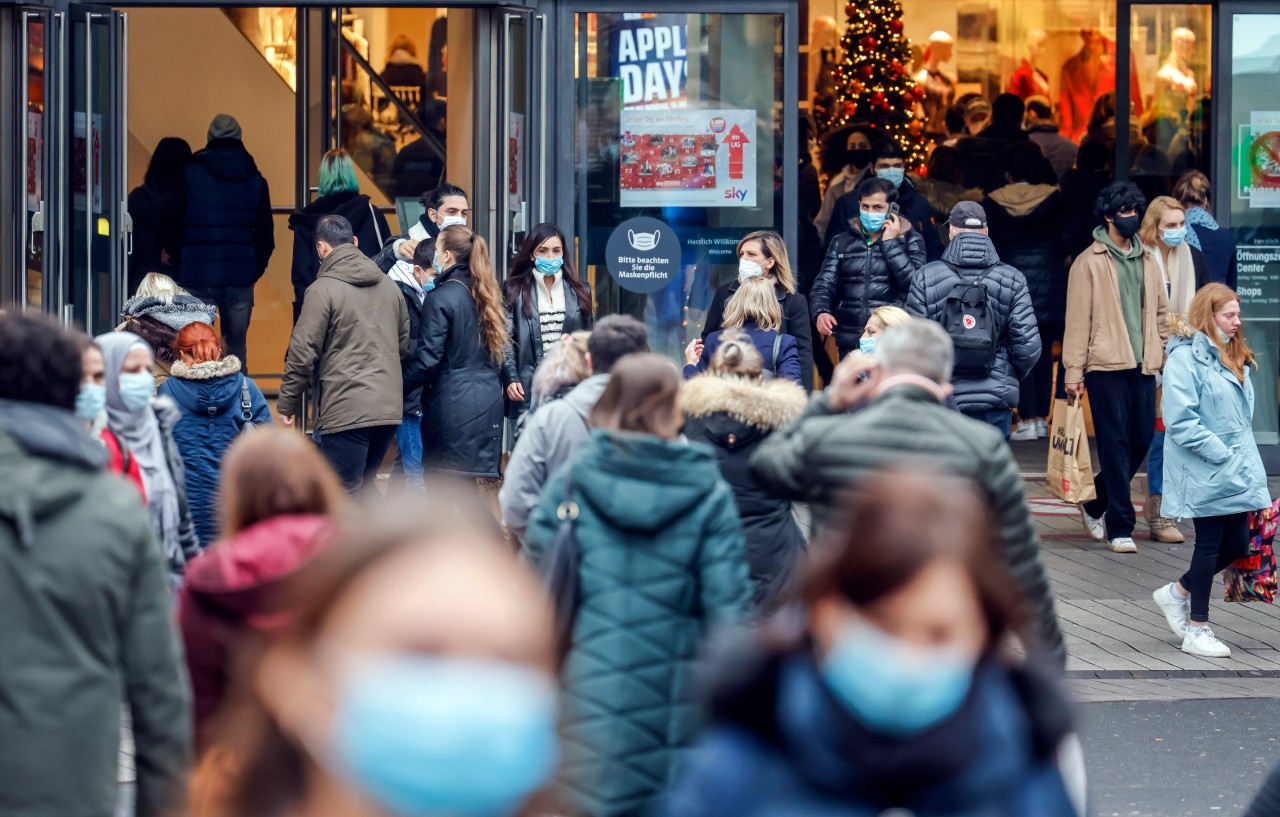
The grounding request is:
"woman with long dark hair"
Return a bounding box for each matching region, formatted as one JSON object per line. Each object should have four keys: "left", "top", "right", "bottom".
{"left": 128, "top": 137, "right": 192, "bottom": 293}
{"left": 502, "top": 223, "right": 593, "bottom": 421}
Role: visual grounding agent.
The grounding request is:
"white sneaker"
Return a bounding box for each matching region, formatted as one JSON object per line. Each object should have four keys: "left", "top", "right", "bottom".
{"left": 1035, "top": 419, "right": 1049, "bottom": 438}
{"left": 1152, "top": 583, "right": 1190, "bottom": 638}
{"left": 1182, "top": 626, "right": 1232, "bottom": 658}
{"left": 1108, "top": 536, "right": 1138, "bottom": 553}
{"left": 1079, "top": 507, "right": 1106, "bottom": 541}
{"left": 1010, "top": 424, "right": 1039, "bottom": 442}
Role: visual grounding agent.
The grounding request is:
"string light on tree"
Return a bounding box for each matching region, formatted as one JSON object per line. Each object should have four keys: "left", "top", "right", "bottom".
{"left": 814, "top": 0, "right": 928, "bottom": 169}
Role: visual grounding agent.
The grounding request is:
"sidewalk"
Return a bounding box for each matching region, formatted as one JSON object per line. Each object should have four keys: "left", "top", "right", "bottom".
{"left": 1028, "top": 479, "right": 1280, "bottom": 702}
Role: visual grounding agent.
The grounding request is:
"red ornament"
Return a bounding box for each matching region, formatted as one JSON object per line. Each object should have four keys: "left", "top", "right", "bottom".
{"left": 861, "top": 36, "right": 878, "bottom": 50}
{"left": 912, "top": 85, "right": 926, "bottom": 100}
{"left": 891, "top": 60, "right": 904, "bottom": 72}
{"left": 871, "top": 91, "right": 886, "bottom": 105}
{"left": 842, "top": 100, "right": 858, "bottom": 118}
{"left": 845, "top": 2, "right": 858, "bottom": 15}
{"left": 860, "top": 64, "right": 875, "bottom": 79}
{"left": 889, "top": 19, "right": 904, "bottom": 34}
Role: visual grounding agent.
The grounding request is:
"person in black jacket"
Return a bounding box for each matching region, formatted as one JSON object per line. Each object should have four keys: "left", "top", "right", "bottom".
{"left": 682, "top": 333, "right": 808, "bottom": 613}
{"left": 501, "top": 223, "right": 593, "bottom": 422}
{"left": 1059, "top": 140, "right": 1113, "bottom": 261}
{"left": 177, "top": 114, "right": 274, "bottom": 369}
{"left": 1174, "top": 170, "right": 1238, "bottom": 289}
{"left": 812, "top": 176, "right": 927, "bottom": 359}
{"left": 288, "top": 149, "right": 391, "bottom": 324}
{"left": 127, "top": 137, "right": 191, "bottom": 295}
{"left": 372, "top": 181, "right": 469, "bottom": 274}
{"left": 702, "top": 230, "right": 814, "bottom": 390}
{"left": 404, "top": 226, "right": 508, "bottom": 485}
{"left": 825, "top": 142, "right": 943, "bottom": 261}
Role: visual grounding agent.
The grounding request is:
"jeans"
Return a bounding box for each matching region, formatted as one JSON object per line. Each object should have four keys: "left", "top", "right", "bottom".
{"left": 318, "top": 424, "right": 398, "bottom": 493}
{"left": 1081, "top": 368, "right": 1156, "bottom": 539}
{"left": 963, "top": 407, "right": 1013, "bottom": 440}
{"left": 395, "top": 414, "right": 425, "bottom": 490}
{"left": 1180, "top": 512, "right": 1249, "bottom": 621}
{"left": 1147, "top": 430, "right": 1165, "bottom": 497}
{"left": 186, "top": 285, "right": 255, "bottom": 369}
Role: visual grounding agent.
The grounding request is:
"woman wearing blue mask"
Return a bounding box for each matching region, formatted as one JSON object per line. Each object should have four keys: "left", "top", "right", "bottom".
{"left": 662, "top": 469, "right": 1083, "bottom": 817}
{"left": 96, "top": 331, "right": 200, "bottom": 578}
{"left": 76, "top": 336, "right": 147, "bottom": 499}
{"left": 501, "top": 223, "right": 594, "bottom": 424}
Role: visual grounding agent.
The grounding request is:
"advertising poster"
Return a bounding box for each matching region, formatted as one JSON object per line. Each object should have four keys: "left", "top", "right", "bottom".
{"left": 1237, "top": 111, "right": 1280, "bottom": 209}
{"left": 508, "top": 112, "right": 524, "bottom": 211}
{"left": 619, "top": 109, "right": 756, "bottom": 208}
{"left": 608, "top": 13, "right": 688, "bottom": 109}
{"left": 27, "top": 113, "right": 42, "bottom": 211}
{"left": 72, "top": 112, "right": 103, "bottom": 213}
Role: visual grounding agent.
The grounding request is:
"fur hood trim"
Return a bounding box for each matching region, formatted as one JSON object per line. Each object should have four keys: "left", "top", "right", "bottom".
{"left": 1166, "top": 312, "right": 1196, "bottom": 340}
{"left": 170, "top": 356, "right": 243, "bottom": 380}
{"left": 682, "top": 375, "right": 808, "bottom": 431}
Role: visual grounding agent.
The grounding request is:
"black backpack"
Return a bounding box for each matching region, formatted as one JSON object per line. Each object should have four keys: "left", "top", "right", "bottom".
{"left": 940, "top": 263, "right": 999, "bottom": 378}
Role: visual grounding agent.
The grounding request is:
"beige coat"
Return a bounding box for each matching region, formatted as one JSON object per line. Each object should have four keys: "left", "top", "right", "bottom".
{"left": 1062, "top": 240, "right": 1169, "bottom": 384}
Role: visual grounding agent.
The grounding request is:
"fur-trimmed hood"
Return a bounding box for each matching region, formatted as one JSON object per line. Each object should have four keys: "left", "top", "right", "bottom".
{"left": 682, "top": 375, "right": 807, "bottom": 431}
{"left": 170, "top": 357, "right": 243, "bottom": 381}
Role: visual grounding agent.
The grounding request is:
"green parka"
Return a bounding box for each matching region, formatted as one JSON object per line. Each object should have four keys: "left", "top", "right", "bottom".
{"left": 526, "top": 429, "right": 753, "bottom": 817}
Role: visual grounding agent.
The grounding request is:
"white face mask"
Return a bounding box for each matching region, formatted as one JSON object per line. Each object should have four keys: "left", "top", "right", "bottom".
{"left": 438, "top": 215, "right": 467, "bottom": 229}
{"left": 738, "top": 259, "right": 765, "bottom": 283}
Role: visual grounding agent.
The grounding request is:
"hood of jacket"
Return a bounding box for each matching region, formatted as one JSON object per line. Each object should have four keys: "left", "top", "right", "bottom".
{"left": 192, "top": 139, "right": 261, "bottom": 183}
{"left": 941, "top": 231, "right": 1001, "bottom": 269}
{"left": 121, "top": 294, "right": 217, "bottom": 331}
{"left": 917, "top": 178, "right": 985, "bottom": 215}
{"left": 171, "top": 356, "right": 243, "bottom": 381}
{"left": 183, "top": 514, "right": 334, "bottom": 626}
{"left": 988, "top": 184, "right": 1059, "bottom": 217}
{"left": 572, "top": 429, "right": 725, "bottom": 533}
{"left": 1092, "top": 225, "right": 1145, "bottom": 262}
{"left": 318, "top": 242, "right": 385, "bottom": 287}
{"left": 166, "top": 358, "right": 246, "bottom": 418}
{"left": 682, "top": 375, "right": 807, "bottom": 432}
{"left": 288, "top": 190, "right": 375, "bottom": 235}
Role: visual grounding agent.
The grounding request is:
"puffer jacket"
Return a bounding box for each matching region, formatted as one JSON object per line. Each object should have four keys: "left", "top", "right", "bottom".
{"left": 1161, "top": 319, "right": 1272, "bottom": 519}
{"left": 394, "top": 280, "right": 426, "bottom": 415}
{"left": 278, "top": 243, "right": 410, "bottom": 435}
{"left": 682, "top": 375, "right": 808, "bottom": 612}
{"left": 525, "top": 430, "right": 753, "bottom": 817}
{"left": 288, "top": 190, "right": 392, "bottom": 323}
{"left": 825, "top": 177, "right": 943, "bottom": 261}
{"left": 404, "top": 263, "right": 504, "bottom": 478}
{"left": 986, "top": 184, "right": 1068, "bottom": 326}
{"left": 906, "top": 232, "right": 1042, "bottom": 412}
{"left": 158, "top": 357, "right": 272, "bottom": 547}
{"left": 702, "top": 280, "right": 814, "bottom": 391}
{"left": 178, "top": 139, "right": 274, "bottom": 289}
{"left": 501, "top": 279, "right": 593, "bottom": 419}
{"left": 811, "top": 222, "right": 926, "bottom": 352}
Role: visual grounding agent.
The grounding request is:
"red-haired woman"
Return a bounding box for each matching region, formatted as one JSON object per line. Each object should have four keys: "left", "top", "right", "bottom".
{"left": 158, "top": 321, "right": 272, "bottom": 546}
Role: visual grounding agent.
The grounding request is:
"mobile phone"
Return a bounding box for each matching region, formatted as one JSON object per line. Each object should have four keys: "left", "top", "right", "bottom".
{"left": 888, "top": 202, "right": 901, "bottom": 220}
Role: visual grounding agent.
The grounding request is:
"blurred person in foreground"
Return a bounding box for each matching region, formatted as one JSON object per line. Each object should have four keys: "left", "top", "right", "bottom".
{"left": 0, "top": 312, "right": 190, "bottom": 817}
{"left": 660, "top": 470, "right": 1082, "bottom": 817}
{"left": 751, "top": 319, "right": 1065, "bottom": 663}
{"left": 205, "top": 498, "right": 558, "bottom": 817}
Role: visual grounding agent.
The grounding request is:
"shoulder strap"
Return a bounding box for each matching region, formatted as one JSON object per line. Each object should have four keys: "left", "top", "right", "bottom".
{"left": 369, "top": 202, "right": 384, "bottom": 247}
{"left": 103, "top": 428, "right": 132, "bottom": 475}
{"left": 772, "top": 333, "right": 782, "bottom": 374}
{"left": 240, "top": 375, "right": 254, "bottom": 422}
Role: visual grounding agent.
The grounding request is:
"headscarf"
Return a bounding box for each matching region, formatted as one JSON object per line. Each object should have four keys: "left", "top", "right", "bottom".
{"left": 1184, "top": 206, "right": 1219, "bottom": 251}
{"left": 96, "top": 331, "right": 183, "bottom": 567}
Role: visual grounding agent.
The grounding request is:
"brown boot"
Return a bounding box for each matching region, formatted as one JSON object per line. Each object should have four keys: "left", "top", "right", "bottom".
{"left": 1146, "top": 494, "right": 1185, "bottom": 543}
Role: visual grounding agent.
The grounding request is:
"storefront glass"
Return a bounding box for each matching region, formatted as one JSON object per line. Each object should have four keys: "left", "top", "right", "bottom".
{"left": 24, "top": 15, "right": 48, "bottom": 311}
{"left": 574, "top": 11, "right": 786, "bottom": 361}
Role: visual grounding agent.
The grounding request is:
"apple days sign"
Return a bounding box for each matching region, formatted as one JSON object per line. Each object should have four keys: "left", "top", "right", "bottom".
{"left": 609, "top": 14, "right": 688, "bottom": 108}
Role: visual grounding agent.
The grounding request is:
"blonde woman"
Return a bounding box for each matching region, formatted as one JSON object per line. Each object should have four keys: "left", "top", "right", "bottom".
{"left": 856, "top": 305, "right": 912, "bottom": 355}
{"left": 685, "top": 277, "right": 802, "bottom": 385}
{"left": 702, "top": 230, "right": 814, "bottom": 390}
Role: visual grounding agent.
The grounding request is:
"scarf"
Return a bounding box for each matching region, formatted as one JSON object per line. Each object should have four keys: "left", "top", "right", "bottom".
{"left": 1148, "top": 240, "right": 1196, "bottom": 317}
{"left": 388, "top": 265, "right": 425, "bottom": 304}
{"left": 1184, "top": 207, "right": 1219, "bottom": 251}
{"left": 97, "top": 331, "right": 183, "bottom": 568}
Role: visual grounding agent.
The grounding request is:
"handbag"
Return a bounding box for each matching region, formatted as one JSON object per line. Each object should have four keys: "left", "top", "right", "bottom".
{"left": 1047, "top": 395, "right": 1097, "bottom": 504}
{"left": 1224, "top": 499, "right": 1280, "bottom": 603}
{"left": 238, "top": 375, "right": 258, "bottom": 436}
{"left": 538, "top": 469, "right": 581, "bottom": 664}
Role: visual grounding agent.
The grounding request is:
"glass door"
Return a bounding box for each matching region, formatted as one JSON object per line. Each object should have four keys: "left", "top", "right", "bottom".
{"left": 20, "top": 9, "right": 57, "bottom": 313}
{"left": 67, "top": 5, "right": 127, "bottom": 334}
{"left": 497, "top": 9, "right": 537, "bottom": 260}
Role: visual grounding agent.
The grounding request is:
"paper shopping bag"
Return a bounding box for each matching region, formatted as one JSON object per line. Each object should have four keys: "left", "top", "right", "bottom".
{"left": 1047, "top": 396, "right": 1096, "bottom": 504}
{"left": 1224, "top": 499, "right": 1280, "bottom": 603}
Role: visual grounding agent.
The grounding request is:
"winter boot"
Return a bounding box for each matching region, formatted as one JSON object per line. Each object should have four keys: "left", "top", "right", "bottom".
{"left": 1145, "top": 494, "right": 1185, "bottom": 543}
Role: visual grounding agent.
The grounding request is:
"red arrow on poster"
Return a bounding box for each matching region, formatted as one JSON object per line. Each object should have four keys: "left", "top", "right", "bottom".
{"left": 723, "top": 124, "right": 749, "bottom": 180}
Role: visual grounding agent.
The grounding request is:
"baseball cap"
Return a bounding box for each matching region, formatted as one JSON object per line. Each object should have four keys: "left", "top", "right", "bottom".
{"left": 948, "top": 201, "right": 988, "bottom": 228}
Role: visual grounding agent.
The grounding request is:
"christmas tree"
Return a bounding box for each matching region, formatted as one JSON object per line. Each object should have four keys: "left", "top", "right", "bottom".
{"left": 815, "top": 0, "right": 927, "bottom": 169}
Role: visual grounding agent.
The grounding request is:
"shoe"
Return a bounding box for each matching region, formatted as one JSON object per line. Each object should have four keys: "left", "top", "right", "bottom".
{"left": 1035, "top": 419, "right": 1049, "bottom": 438}
{"left": 1079, "top": 507, "right": 1106, "bottom": 541}
{"left": 1152, "top": 583, "right": 1191, "bottom": 638}
{"left": 1182, "top": 626, "right": 1232, "bottom": 658}
{"left": 1010, "top": 424, "right": 1039, "bottom": 442}
{"left": 1144, "top": 495, "right": 1185, "bottom": 543}
{"left": 1108, "top": 536, "right": 1138, "bottom": 553}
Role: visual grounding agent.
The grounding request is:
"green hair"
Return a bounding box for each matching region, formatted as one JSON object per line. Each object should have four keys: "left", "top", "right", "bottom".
{"left": 318, "top": 149, "right": 359, "bottom": 197}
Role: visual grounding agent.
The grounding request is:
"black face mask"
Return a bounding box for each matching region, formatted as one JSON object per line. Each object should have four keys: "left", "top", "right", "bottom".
{"left": 1112, "top": 214, "right": 1141, "bottom": 239}
{"left": 848, "top": 148, "right": 872, "bottom": 169}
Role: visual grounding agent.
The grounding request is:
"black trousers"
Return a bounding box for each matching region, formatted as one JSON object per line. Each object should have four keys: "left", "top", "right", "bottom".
{"left": 318, "top": 424, "right": 397, "bottom": 493}
{"left": 187, "top": 285, "right": 255, "bottom": 369}
{"left": 1181, "top": 512, "right": 1250, "bottom": 621}
{"left": 1081, "top": 367, "right": 1155, "bottom": 539}
{"left": 1019, "top": 321, "right": 1062, "bottom": 420}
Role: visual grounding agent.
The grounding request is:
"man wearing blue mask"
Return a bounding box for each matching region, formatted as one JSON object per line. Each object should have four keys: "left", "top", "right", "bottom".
{"left": 824, "top": 141, "right": 943, "bottom": 262}
{"left": 810, "top": 176, "right": 927, "bottom": 359}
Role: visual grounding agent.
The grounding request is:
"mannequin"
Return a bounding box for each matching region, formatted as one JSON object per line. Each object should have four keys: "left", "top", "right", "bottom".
{"left": 1156, "top": 27, "right": 1198, "bottom": 115}
{"left": 914, "top": 31, "right": 956, "bottom": 141}
{"left": 1009, "top": 29, "right": 1051, "bottom": 100}
{"left": 1059, "top": 29, "right": 1114, "bottom": 141}
{"left": 810, "top": 16, "right": 840, "bottom": 104}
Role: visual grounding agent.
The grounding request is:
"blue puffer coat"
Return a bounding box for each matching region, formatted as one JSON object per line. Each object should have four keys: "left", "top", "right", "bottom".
{"left": 1161, "top": 321, "right": 1271, "bottom": 519}
{"left": 906, "top": 232, "right": 1042, "bottom": 413}
{"left": 157, "top": 357, "right": 272, "bottom": 546}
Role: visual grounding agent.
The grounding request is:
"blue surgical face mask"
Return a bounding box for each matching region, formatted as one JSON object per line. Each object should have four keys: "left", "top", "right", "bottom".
{"left": 432, "top": 253, "right": 446, "bottom": 277}
{"left": 1162, "top": 227, "right": 1187, "bottom": 247}
{"left": 858, "top": 337, "right": 878, "bottom": 355}
{"left": 331, "top": 654, "right": 559, "bottom": 817}
{"left": 860, "top": 210, "right": 888, "bottom": 234}
{"left": 534, "top": 256, "right": 564, "bottom": 275}
{"left": 76, "top": 383, "right": 107, "bottom": 421}
{"left": 117, "top": 371, "right": 155, "bottom": 413}
{"left": 821, "top": 614, "right": 976, "bottom": 735}
{"left": 738, "top": 259, "right": 764, "bottom": 283}
{"left": 876, "top": 167, "right": 906, "bottom": 187}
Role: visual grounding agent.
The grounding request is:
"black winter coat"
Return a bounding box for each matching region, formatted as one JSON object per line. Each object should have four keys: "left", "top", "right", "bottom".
{"left": 1058, "top": 169, "right": 1110, "bottom": 261}
{"left": 178, "top": 139, "right": 274, "bottom": 289}
{"left": 373, "top": 215, "right": 440, "bottom": 273}
{"left": 395, "top": 280, "right": 425, "bottom": 414}
{"left": 682, "top": 375, "right": 809, "bottom": 614}
{"left": 906, "top": 233, "right": 1042, "bottom": 413}
{"left": 127, "top": 183, "right": 183, "bottom": 294}
{"left": 404, "top": 263, "right": 503, "bottom": 478}
{"left": 986, "top": 184, "right": 1068, "bottom": 327}
{"left": 288, "top": 190, "right": 391, "bottom": 323}
{"left": 501, "top": 278, "right": 593, "bottom": 419}
{"left": 811, "top": 225, "right": 927, "bottom": 352}
{"left": 825, "top": 177, "right": 943, "bottom": 262}
{"left": 702, "top": 280, "right": 814, "bottom": 391}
